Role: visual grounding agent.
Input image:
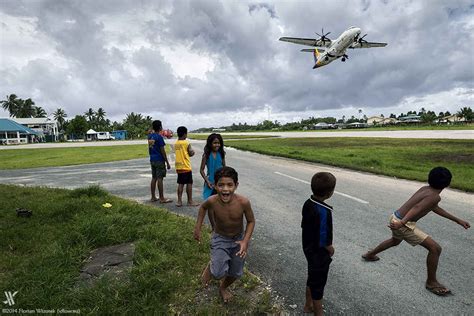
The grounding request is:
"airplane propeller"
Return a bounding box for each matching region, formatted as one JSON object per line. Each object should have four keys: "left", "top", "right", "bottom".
{"left": 358, "top": 34, "right": 368, "bottom": 44}
{"left": 315, "top": 28, "right": 331, "bottom": 44}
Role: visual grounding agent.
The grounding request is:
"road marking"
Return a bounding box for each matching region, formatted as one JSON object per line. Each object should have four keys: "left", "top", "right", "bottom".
{"left": 274, "top": 171, "right": 369, "bottom": 204}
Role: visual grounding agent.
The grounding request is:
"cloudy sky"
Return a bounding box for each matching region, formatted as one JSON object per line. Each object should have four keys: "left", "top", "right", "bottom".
{"left": 0, "top": 0, "right": 473, "bottom": 130}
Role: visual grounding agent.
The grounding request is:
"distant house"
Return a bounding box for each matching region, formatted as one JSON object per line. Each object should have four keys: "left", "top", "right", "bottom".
{"left": 314, "top": 122, "right": 330, "bottom": 130}
{"left": 111, "top": 130, "right": 127, "bottom": 140}
{"left": 436, "top": 114, "right": 465, "bottom": 124}
{"left": 12, "top": 117, "right": 59, "bottom": 142}
{"left": 367, "top": 116, "right": 399, "bottom": 125}
{"left": 0, "top": 118, "right": 39, "bottom": 144}
{"left": 367, "top": 116, "right": 385, "bottom": 125}
{"left": 346, "top": 122, "right": 369, "bottom": 128}
{"left": 398, "top": 114, "right": 421, "bottom": 123}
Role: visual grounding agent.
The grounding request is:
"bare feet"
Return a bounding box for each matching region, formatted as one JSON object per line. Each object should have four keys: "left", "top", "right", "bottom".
{"left": 219, "top": 285, "right": 233, "bottom": 303}
{"left": 176, "top": 201, "right": 183, "bottom": 207}
{"left": 187, "top": 201, "right": 200, "bottom": 206}
{"left": 362, "top": 253, "right": 380, "bottom": 261}
{"left": 426, "top": 282, "right": 451, "bottom": 296}
{"left": 150, "top": 197, "right": 159, "bottom": 202}
{"left": 303, "top": 304, "right": 314, "bottom": 313}
{"left": 201, "top": 262, "right": 211, "bottom": 287}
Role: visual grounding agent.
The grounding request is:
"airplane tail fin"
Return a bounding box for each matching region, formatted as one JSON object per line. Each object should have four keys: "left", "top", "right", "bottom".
{"left": 300, "top": 48, "right": 324, "bottom": 63}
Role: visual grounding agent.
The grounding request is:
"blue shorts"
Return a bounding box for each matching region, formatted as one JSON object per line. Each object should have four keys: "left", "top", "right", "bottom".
{"left": 210, "top": 232, "right": 245, "bottom": 279}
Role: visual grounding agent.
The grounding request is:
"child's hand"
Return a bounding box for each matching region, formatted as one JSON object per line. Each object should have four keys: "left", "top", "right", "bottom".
{"left": 235, "top": 240, "right": 248, "bottom": 258}
{"left": 193, "top": 228, "right": 201, "bottom": 242}
{"left": 388, "top": 221, "right": 404, "bottom": 230}
{"left": 457, "top": 219, "right": 470, "bottom": 229}
{"left": 326, "top": 245, "right": 335, "bottom": 257}
{"left": 206, "top": 180, "right": 213, "bottom": 189}
{"left": 166, "top": 161, "right": 171, "bottom": 170}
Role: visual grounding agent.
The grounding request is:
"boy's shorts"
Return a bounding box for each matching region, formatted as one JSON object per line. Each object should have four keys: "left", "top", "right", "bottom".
{"left": 150, "top": 161, "right": 166, "bottom": 179}
{"left": 177, "top": 171, "right": 193, "bottom": 184}
{"left": 305, "top": 247, "right": 332, "bottom": 300}
{"left": 390, "top": 213, "right": 429, "bottom": 246}
{"left": 210, "top": 232, "right": 245, "bottom": 279}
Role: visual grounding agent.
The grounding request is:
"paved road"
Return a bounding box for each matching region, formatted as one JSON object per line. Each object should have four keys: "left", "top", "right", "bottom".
{"left": 1, "top": 141, "right": 473, "bottom": 315}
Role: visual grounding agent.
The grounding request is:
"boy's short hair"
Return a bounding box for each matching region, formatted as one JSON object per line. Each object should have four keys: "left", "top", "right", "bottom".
{"left": 311, "top": 172, "right": 336, "bottom": 197}
{"left": 152, "top": 120, "right": 162, "bottom": 132}
{"left": 428, "top": 167, "right": 452, "bottom": 189}
{"left": 215, "top": 166, "right": 238, "bottom": 185}
{"left": 177, "top": 126, "right": 187, "bottom": 138}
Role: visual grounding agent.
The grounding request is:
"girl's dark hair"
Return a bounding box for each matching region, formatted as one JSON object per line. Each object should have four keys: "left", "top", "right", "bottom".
{"left": 204, "top": 133, "right": 225, "bottom": 159}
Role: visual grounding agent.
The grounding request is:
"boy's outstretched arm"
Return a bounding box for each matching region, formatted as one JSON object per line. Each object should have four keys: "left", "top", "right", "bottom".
{"left": 194, "top": 201, "right": 209, "bottom": 242}
{"left": 433, "top": 206, "right": 470, "bottom": 229}
{"left": 236, "top": 199, "right": 256, "bottom": 258}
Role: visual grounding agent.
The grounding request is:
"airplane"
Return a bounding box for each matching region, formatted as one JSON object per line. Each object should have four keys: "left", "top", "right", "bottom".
{"left": 279, "top": 26, "right": 387, "bottom": 69}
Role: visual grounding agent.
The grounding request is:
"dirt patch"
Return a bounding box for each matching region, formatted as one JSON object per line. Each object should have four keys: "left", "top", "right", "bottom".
{"left": 77, "top": 242, "right": 135, "bottom": 287}
{"left": 171, "top": 272, "right": 284, "bottom": 315}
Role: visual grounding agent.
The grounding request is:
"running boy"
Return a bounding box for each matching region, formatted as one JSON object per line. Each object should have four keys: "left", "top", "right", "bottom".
{"left": 174, "top": 126, "right": 199, "bottom": 207}
{"left": 362, "top": 167, "right": 470, "bottom": 296}
{"left": 148, "top": 120, "right": 172, "bottom": 203}
{"left": 302, "top": 172, "right": 336, "bottom": 316}
{"left": 193, "top": 166, "right": 256, "bottom": 303}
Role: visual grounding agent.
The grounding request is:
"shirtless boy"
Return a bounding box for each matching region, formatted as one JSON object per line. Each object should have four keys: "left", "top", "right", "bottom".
{"left": 362, "top": 167, "right": 470, "bottom": 296}
{"left": 193, "top": 166, "right": 256, "bottom": 302}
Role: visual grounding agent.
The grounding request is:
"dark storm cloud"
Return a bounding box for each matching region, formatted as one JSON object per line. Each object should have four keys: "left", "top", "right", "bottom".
{"left": 0, "top": 0, "right": 472, "bottom": 123}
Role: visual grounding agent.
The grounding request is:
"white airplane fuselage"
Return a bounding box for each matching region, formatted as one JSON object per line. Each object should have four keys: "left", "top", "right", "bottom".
{"left": 314, "top": 27, "right": 361, "bottom": 68}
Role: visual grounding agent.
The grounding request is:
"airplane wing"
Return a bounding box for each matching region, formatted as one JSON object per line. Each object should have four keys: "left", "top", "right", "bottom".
{"left": 349, "top": 41, "right": 387, "bottom": 49}
{"left": 279, "top": 37, "right": 332, "bottom": 47}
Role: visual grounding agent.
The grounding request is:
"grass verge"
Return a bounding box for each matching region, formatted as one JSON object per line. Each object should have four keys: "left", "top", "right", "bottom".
{"left": 0, "top": 144, "right": 172, "bottom": 170}
{"left": 0, "top": 184, "right": 280, "bottom": 314}
{"left": 226, "top": 137, "right": 474, "bottom": 192}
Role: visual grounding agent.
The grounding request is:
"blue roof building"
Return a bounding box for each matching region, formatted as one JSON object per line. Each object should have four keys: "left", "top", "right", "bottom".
{"left": 0, "top": 118, "right": 38, "bottom": 145}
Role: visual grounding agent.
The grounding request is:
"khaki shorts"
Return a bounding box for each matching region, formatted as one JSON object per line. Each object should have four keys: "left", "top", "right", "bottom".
{"left": 390, "top": 214, "right": 429, "bottom": 246}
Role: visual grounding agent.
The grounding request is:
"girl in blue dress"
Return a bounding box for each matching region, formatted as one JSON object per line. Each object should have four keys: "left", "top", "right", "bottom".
{"left": 200, "top": 133, "right": 226, "bottom": 200}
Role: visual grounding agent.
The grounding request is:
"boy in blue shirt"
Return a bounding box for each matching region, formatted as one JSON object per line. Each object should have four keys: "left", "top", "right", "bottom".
{"left": 148, "top": 120, "right": 172, "bottom": 203}
{"left": 302, "top": 172, "right": 336, "bottom": 316}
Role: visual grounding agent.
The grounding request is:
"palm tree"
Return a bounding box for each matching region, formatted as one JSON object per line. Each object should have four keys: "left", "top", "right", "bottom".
{"left": 457, "top": 107, "right": 473, "bottom": 122}
{"left": 53, "top": 108, "right": 67, "bottom": 131}
{"left": 34, "top": 106, "right": 47, "bottom": 118}
{"left": 1, "top": 94, "right": 21, "bottom": 117}
{"left": 16, "top": 98, "right": 36, "bottom": 118}
{"left": 84, "top": 108, "right": 95, "bottom": 122}
{"left": 96, "top": 107, "right": 106, "bottom": 121}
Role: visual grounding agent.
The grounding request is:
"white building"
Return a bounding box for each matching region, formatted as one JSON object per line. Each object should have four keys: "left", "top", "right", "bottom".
{"left": 13, "top": 117, "right": 59, "bottom": 142}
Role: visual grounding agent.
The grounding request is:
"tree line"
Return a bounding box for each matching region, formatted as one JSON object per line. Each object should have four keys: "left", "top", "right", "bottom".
{"left": 1, "top": 94, "right": 152, "bottom": 139}
{"left": 194, "top": 107, "right": 473, "bottom": 132}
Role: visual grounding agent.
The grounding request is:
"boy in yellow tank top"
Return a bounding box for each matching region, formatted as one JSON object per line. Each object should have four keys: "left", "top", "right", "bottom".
{"left": 174, "top": 126, "right": 199, "bottom": 207}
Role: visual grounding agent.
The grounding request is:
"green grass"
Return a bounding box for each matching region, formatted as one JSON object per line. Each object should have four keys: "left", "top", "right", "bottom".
{"left": 0, "top": 145, "right": 156, "bottom": 170}
{"left": 0, "top": 184, "right": 279, "bottom": 314}
{"left": 188, "top": 134, "right": 277, "bottom": 140}
{"left": 226, "top": 137, "right": 474, "bottom": 192}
